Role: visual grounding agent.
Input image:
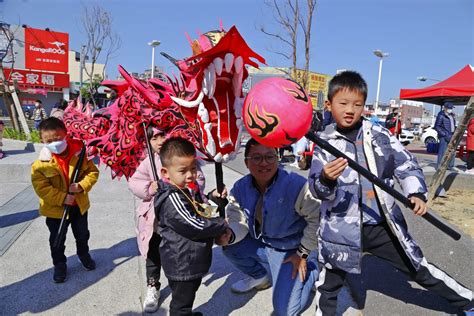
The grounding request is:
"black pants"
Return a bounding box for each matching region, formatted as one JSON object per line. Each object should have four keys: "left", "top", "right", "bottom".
{"left": 315, "top": 222, "right": 472, "bottom": 315}
{"left": 146, "top": 233, "right": 162, "bottom": 288}
{"left": 467, "top": 151, "right": 474, "bottom": 170}
{"left": 45, "top": 206, "right": 90, "bottom": 266}
{"left": 168, "top": 278, "right": 202, "bottom": 316}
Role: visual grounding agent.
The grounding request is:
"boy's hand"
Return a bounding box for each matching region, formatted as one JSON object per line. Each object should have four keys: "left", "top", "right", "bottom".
{"left": 69, "top": 183, "right": 83, "bottom": 193}
{"left": 322, "top": 157, "right": 348, "bottom": 181}
{"left": 283, "top": 254, "right": 307, "bottom": 282}
{"left": 149, "top": 181, "right": 159, "bottom": 195}
{"left": 64, "top": 194, "right": 76, "bottom": 205}
{"left": 215, "top": 227, "right": 233, "bottom": 246}
{"left": 410, "top": 196, "right": 427, "bottom": 216}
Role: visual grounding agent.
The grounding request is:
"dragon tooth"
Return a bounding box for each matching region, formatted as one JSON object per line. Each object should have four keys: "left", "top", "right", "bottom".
{"left": 234, "top": 56, "right": 243, "bottom": 74}
{"left": 170, "top": 91, "right": 204, "bottom": 108}
{"left": 213, "top": 57, "right": 223, "bottom": 76}
{"left": 224, "top": 53, "right": 234, "bottom": 73}
{"left": 208, "top": 63, "right": 216, "bottom": 99}
{"left": 198, "top": 102, "right": 209, "bottom": 123}
{"left": 204, "top": 123, "right": 216, "bottom": 156}
{"left": 232, "top": 71, "right": 243, "bottom": 98}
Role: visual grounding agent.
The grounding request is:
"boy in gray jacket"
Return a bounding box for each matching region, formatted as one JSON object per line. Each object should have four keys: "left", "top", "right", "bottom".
{"left": 309, "top": 71, "right": 472, "bottom": 315}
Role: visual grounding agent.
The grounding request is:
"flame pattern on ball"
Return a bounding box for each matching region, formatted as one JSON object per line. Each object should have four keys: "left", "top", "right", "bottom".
{"left": 243, "top": 78, "right": 312, "bottom": 148}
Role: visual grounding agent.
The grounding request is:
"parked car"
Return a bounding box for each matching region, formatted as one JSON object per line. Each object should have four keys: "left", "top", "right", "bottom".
{"left": 421, "top": 126, "right": 438, "bottom": 145}
{"left": 421, "top": 126, "right": 467, "bottom": 148}
{"left": 399, "top": 129, "right": 415, "bottom": 146}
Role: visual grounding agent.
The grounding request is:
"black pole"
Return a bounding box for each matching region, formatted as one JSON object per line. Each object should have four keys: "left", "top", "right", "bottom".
{"left": 305, "top": 131, "right": 461, "bottom": 241}
{"left": 142, "top": 122, "right": 159, "bottom": 182}
{"left": 53, "top": 144, "right": 87, "bottom": 249}
{"left": 214, "top": 162, "right": 226, "bottom": 218}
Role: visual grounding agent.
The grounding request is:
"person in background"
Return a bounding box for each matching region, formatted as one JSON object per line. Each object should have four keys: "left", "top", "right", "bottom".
{"left": 385, "top": 108, "right": 402, "bottom": 138}
{"left": 33, "top": 100, "right": 48, "bottom": 130}
{"left": 434, "top": 102, "right": 456, "bottom": 169}
{"left": 50, "top": 100, "right": 68, "bottom": 120}
{"left": 465, "top": 116, "right": 474, "bottom": 175}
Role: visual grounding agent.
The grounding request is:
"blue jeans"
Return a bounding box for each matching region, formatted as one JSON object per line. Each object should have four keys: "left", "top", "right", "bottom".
{"left": 223, "top": 235, "right": 318, "bottom": 316}
{"left": 34, "top": 120, "right": 42, "bottom": 130}
{"left": 437, "top": 137, "right": 455, "bottom": 169}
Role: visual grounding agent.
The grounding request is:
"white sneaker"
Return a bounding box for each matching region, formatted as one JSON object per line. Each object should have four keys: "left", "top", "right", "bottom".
{"left": 143, "top": 285, "right": 160, "bottom": 313}
{"left": 231, "top": 275, "right": 271, "bottom": 293}
{"left": 465, "top": 169, "right": 474, "bottom": 175}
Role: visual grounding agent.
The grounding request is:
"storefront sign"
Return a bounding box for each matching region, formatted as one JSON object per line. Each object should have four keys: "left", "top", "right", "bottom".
{"left": 24, "top": 27, "right": 69, "bottom": 73}
{"left": 3, "top": 68, "right": 69, "bottom": 88}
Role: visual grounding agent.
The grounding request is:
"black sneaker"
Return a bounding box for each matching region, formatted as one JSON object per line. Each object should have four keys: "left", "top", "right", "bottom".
{"left": 53, "top": 263, "right": 67, "bottom": 283}
{"left": 78, "top": 254, "right": 96, "bottom": 271}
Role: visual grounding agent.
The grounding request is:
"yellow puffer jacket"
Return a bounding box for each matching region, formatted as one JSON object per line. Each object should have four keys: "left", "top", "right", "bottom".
{"left": 31, "top": 147, "right": 99, "bottom": 219}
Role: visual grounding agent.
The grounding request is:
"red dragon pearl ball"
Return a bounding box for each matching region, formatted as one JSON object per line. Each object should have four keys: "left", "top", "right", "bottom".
{"left": 243, "top": 77, "right": 312, "bottom": 148}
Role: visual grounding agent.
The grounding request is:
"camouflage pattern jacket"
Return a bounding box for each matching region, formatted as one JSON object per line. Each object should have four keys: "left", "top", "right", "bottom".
{"left": 308, "top": 119, "right": 428, "bottom": 274}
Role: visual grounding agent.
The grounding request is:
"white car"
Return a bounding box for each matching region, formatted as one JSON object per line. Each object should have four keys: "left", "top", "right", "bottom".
{"left": 421, "top": 126, "right": 467, "bottom": 147}
{"left": 421, "top": 127, "right": 438, "bottom": 145}
{"left": 399, "top": 129, "right": 415, "bottom": 146}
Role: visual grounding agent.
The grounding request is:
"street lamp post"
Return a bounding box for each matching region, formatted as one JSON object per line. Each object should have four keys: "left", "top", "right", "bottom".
{"left": 417, "top": 76, "right": 441, "bottom": 125}
{"left": 148, "top": 40, "right": 161, "bottom": 79}
{"left": 373, "top": 49, "right": 389, "bottom": 113}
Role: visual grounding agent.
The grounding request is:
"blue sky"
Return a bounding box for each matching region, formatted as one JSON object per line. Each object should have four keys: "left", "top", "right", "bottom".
{"left": 2, "top": 0, "right": 473, "bottom": 107}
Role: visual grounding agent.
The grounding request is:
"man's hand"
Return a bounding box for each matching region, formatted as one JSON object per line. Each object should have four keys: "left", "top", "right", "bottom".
{"left": 64, "top": 194, "right": 76, "bottom": 205}
{"left": 69, "top": 183, "right": 83, "bottom": 193}
{"left": 410, "top": 196, "right": 427, "bottom": 216}
{"left": 283, "top": 254, "right": 307, "bottom": 282}
{"left": 215, "top": 228, "right": 233, "bottom": 246}
{"left": 149, "top": 181, "right": 159, "bottom": 195}
{"left": 211, "top": 187, "right": 228, "bottom": 199}
{"left": 322, "top": 157, "right": 348, "bottom": 181}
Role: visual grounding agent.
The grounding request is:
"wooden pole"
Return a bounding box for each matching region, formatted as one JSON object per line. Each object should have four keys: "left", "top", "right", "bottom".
{"left": 428, "top": 96, "right": 474, "bottom": 203}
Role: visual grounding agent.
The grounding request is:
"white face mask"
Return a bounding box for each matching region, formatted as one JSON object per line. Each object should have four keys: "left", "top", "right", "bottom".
{"left": 45, "top": 140, "right": 68, "bottom": 154}
{"left": 447, "top": 109, "right": 453, "bottom": 114}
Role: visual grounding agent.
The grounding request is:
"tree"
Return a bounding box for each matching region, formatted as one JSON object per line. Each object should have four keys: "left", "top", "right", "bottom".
{"left": 0, "top": 22, "right": 19, "bottom": 130}
{"left": 260, "top": 0, "right": 317, "bottom": 91}
{"left": 81, "top": 5, "right": 121, "bottom": 106}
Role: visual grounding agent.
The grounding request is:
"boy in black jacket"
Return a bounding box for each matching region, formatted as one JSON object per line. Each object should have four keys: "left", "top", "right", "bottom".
{"left": 154, "top": 137, "right": 230, "bottom": 316}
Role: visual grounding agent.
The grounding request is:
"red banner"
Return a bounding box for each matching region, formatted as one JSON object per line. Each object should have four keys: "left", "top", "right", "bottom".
{"left": 3, "top": 68, "right": 70, "bottom": 88}
{"left": 24, "top": 27, "right": 69, "bottom": 73}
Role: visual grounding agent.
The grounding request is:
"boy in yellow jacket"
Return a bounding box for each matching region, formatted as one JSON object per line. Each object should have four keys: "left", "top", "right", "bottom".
{"left": 31, "top": 117, "right": 99, "bottom": 283}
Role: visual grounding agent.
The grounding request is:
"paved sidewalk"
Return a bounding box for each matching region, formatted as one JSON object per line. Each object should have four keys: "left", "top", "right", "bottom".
{"left": 0, "top": 139, "right": 472, "bottom": 315}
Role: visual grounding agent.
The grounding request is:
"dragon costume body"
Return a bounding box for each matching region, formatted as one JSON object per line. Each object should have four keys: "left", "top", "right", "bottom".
{"left": 64, "top": 25, "right": 265, "bottom": 179}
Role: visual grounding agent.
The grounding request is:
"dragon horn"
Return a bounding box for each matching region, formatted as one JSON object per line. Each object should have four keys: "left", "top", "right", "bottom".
{"left": 84, "top": 102, "right": 92, "bottom": 116}
{"left": 160, "top": 52, "right": 179, "bottom": 67}
{"left": 118, "top": 65, "right": 161, "bottom": 106}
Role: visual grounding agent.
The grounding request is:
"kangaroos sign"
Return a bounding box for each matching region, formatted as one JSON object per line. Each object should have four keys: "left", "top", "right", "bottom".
{"left": 24, "top": 27, "right": 69, "bottom": 73}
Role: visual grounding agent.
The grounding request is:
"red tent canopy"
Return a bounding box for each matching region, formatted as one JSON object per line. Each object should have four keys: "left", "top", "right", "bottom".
{"left": 400, "top": 64, "right": 474, "bottom": 105}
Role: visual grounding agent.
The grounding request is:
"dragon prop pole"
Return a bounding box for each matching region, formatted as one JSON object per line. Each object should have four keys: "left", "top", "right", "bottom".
{"left": 214, "top": 162, "right": 226, "bottom": 218}
{"left": 305, "top": 130, "right": 461, "bottom": 241}
{"left": 53, "top": 143, "right": 87, "bottom": 249}
{"left": 142, "top": 122, "right": 159, "bottom": 182}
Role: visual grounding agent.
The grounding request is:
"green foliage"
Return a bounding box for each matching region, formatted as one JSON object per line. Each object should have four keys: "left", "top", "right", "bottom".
{"left": 80, "top": 74, "right": 103, "bottom": 101}
{"left": 3, "top": 127, "right": 41, "bottom": 143}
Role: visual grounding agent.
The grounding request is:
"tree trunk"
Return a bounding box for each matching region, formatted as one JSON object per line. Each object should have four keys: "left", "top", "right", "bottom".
{"left": 0, "top": 66, "right": 19, "bottom": 131}
{"left": 428, "top": 96, "right": 474, "bottom": 203}
{"left": 291, "top": 0, "right": 298, "bottom": 81}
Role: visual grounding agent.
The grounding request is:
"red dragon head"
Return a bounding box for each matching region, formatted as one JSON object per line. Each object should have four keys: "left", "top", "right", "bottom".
{"left": 64, "top": 25, "right": 265, "bottom": 179}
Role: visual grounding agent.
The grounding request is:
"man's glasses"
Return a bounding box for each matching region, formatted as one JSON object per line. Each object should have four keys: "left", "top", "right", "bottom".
{"left": 245, "top": 154, "right": 278, "bottom": 164}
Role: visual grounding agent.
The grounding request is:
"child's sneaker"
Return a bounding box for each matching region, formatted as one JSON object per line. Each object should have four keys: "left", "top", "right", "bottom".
{"left": 231, "top": 274, "right": 271, "bottom": 293}
{"left": 78, "top": 254, "right": 96, "bottom": 271}
{"left": 53, "top": 263, "right": 67, "bottom": 283}
{"left": 143, "top": 285, "right": 160, "bottom": 313}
